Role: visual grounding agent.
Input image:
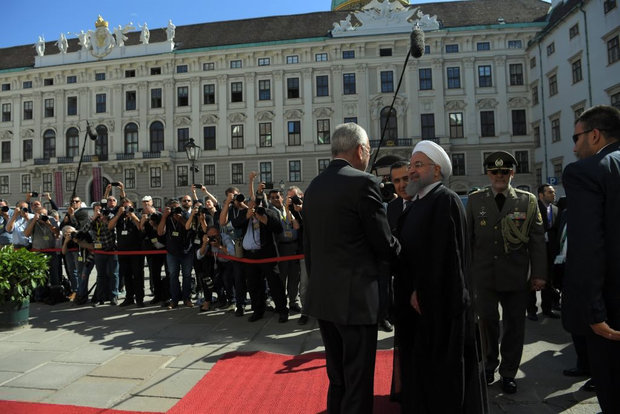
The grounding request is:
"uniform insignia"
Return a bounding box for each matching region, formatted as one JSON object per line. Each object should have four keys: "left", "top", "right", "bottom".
{"left": 480, "top": 219, "right": 487, "bottom": 226}
{"left": 495, "top": 158, "right": 504, "bottom": 167}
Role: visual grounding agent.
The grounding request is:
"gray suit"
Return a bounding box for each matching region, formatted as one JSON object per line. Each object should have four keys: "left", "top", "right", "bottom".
{"left": 466, "top": 185, "right": 546, "bottom": 378}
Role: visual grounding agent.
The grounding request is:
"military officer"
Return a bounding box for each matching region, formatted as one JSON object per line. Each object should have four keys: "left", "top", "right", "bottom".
{"left": 466, "top": 151, "right": 547, "bottom": 394}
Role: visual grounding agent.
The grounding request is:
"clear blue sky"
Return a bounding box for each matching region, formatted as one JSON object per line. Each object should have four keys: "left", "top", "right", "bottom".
{"left": 2, "top": 0, "right": 459, "bottom": 49}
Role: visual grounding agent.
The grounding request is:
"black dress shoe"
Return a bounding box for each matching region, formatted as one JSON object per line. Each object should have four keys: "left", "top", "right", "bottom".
{"left": 379, "top": 319, "right": 393, "bottom": 332}
{"left": 289, "top": 303, "right": 302, "bottom": 313}
{"left": 150, "top": 297, "right": 161, "bottom": 305}
{"left": 135, "top": 300, "right": 145, "bottom": 308}
{"left": 248, "top": 312, "right": 263, "bottom": 322}
{"left": 297, "top": 315, "right": 309, "bottom": 325}
{"left": 485, "top": 371, "right": 495, "bottom": 385}
{"left": 119, "top": 299, "right": 134, "bottom": 307}
{"left": 563, "top": 367, "right": 590, "bottom": 377}
{"left": 502, "top": 377, "right": 517, "bottom": 394}
{"left": 582, "top": 378, "right": 596, "bottom": 392}
{"left": 543, "top": 310, "right": 560, "bottom": 319}
{"left": 527, "top": 312, "right": 539, "bottom": 321}
{"left": 278, "top": 312, "right": 289, "bottom": 323}
{"left": 235, "top": 307, "right": 244, "bottom": 317}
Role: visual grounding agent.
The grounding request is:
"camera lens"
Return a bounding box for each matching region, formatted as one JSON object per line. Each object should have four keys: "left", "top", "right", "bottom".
{"left": 22, "top": 207, "right": 29, "bottom": 213}
{"left": 31, "top": 191, "right": 39, "bottom": 197}
{"left": 1, "top": 206, "right": 8, "bottom": 212}
{"left": 235, "top": 194, "right": 245, "bottom": 203}
{"left": 40, "top": 215, "right": 49, "bottom": 222}
{"left": 128, "top": 207, "right": 135, "bottom": 213}
{"left": 256, "top": 206, "right": 265, "bottom": 216}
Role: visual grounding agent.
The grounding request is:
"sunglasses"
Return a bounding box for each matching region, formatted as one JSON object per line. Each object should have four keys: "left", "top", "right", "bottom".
{"left": 488, "top": 168, "right": 512, "bottom": 175}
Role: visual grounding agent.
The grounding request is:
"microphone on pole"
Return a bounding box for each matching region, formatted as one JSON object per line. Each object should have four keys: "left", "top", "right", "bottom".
{"left": 369, "top": 24, "right": 426, "bottom": 173}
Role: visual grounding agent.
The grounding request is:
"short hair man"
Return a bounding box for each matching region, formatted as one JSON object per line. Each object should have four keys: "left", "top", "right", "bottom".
{"left": 303, "top": 123, "right": 399, "bottom": 413}
{"left": 466, "top": 151, "right": 547, "bottom": 394}
{"left": 562, "top": 105, "right": 620, "bottom": 413}
{"left": 393, "top": 140, "right": 486, "bottom": 412}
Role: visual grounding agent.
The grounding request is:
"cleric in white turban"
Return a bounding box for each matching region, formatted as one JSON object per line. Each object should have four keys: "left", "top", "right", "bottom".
{"left": 391, "top": 139, "right": 487, "bottom": 413}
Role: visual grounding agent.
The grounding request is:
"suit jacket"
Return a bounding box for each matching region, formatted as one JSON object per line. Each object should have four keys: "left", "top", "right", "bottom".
{"left": 466, "top": 185, "right": 547, "bottom": 292}
{"left": 562, "top": 142, "right": 620, "bottom": 335}
{"left": 231, "top": 207, "right": 283, "bottom": 259}
{"left": 538, "top": 200, "right": 559, "bottom": 262}
{"left": 303, "top": 159, "right": 399, "bottom": 325}
{"left": 387, "top": 196, "right": 408, "bottom": 234}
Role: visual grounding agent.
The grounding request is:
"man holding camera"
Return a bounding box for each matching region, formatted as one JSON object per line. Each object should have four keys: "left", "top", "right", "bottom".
{"left": 268, "top": 189, "right": 302, "bottom": 314}
{"left": 110, "top": 198, "right": 144, "bottom": 307}
{"left": 219, "top": 187, "right": 248, "bottom": 316}
{"left": 83, "top": 206, "right": 119, "bottom": 306}
{"left": 0, "top": 199, "right": 13, "bottom": 247}
{"left": 7, "top": 202, "right": 32, "bottom": 249}
{"left": 24, "top": 206, "right": 61, "bottom": 286}
{"left": 158, "top": 198, "right": 194, "bottom": 309}
{"left": 140, "top": 196, "right": 170, "bottom": 305}
{"left": 232, "top": 173, "right": 288, "bottom": 323}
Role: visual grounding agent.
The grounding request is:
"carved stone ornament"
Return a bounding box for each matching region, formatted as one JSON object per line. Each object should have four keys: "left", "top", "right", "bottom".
{"left": 508, "top": 97, "right": 530, "bottom": 108}
{"left": 370, "top": 94, "right": 408, "bottom": 120}
{"left": 201, "top": 113, "right": 219, "bottom": 124}
{"left": 344, "top": 103, "right": 357, "bottom": 115}
{"left": 228, "top": 113, "right": 247, "bottom": 123}
{"left": 174, "top": 116, "right": 192, "bottom": 127}
{"left": 445, "top": 100, "right": 467, "bottom": 111}
{"left": 331, "top": 0, "right": 440, "bottom": 37}
{"left": 21, "top": 128, "right": 35, "bottom": 138}
{"left": 284, "top": 109, "right": 304, "bottom": 119}
{"left": 477, "top": 98, "right": 499, "bottom": 109}
{"left": 256, "top": 111, "right": 276, "bottom": 121}
{"left": 1, "top": 130, "right": 13, "bottom": 140}
{"left": 313, "top": 107, "right": 334, "bottom": 118}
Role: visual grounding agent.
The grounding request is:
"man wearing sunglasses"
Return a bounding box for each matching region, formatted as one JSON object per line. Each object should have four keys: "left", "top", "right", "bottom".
{"left": 466, "top": 151, "right": 546, "bottom": 395}
{"left": 562, "top": 105, "right": 620, "bottom": 413}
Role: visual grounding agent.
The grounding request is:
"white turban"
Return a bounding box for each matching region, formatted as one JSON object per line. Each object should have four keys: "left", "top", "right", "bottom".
{"left": 412, "top": 140, "right": 452, "bottom": 178}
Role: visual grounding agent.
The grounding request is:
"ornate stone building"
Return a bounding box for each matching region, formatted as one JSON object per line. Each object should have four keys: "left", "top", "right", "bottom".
{"left": 0, "top": 0, "right": 553, "bottom": 207}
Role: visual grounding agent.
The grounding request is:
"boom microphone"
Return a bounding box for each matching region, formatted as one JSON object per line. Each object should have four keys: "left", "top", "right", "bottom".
{"left": 410, "top": 26, "right": 425, "bottom": 59}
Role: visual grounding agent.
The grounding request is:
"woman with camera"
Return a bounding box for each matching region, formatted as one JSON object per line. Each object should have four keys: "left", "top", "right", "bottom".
{"left": 196, "top": 227, "right": 234, "bottom": 312}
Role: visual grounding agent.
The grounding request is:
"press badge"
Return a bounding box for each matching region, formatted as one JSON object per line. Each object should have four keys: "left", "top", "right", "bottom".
{"left": 194, "top": 238, "right": 201, "bottom": 244}
{"left": 284, "top": 231, "right": 293, "bottom": 239}
{"left": 150, "top": 238, "right": 158, "bottom": 244}
{"left": 172, "top": 231, "right": 179, "bottom": 237}
{"left": 94, "top": 242, "right": 103, "bottom": 249}
{"left": 121, "top": 230, "right": 128, "bottom": 236}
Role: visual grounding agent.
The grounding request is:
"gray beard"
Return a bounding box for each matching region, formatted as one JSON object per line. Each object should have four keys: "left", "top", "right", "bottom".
{"left": 405, "top": 175, "right": 436, "bottom": 198}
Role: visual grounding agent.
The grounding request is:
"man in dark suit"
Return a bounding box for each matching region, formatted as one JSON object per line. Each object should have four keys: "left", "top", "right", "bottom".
{"left": 303, "top": 123, "right": 399, "bottom": 414}
{"left": 562, "top": 105, "right": 620, "bottom": 413}
{"left": 527, "top": 184, "right": 560, "bottom": 320}
{"left": 466, "top": 151, "right": 547, "bottom": 394}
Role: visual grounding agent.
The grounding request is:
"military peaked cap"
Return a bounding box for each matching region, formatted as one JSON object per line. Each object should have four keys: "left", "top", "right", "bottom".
{"left": 484, "top": 151, "right": 518, "bottom": 169}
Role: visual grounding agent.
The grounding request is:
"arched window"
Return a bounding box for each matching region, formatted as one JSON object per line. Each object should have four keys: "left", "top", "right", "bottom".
{"left": 95, "top": 125, "right": 108, "bottom": 158}
{"left": 43, "top": 129, "right": 56, "bottom": 158}
{"left": 380, "top": 107, "right": 398, "bottom": 142}
{"left": 66, "top": 127, "right": 79, "bottom": 157}
{"left": 149, "top": 121, "right": 164, "bottom": 152}
{"left": 124, "top": 123, "right": 138, "bottom": 154}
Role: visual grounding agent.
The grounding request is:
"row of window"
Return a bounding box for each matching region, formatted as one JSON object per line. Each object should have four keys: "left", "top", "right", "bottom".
{"left": 4, "top": 108, "right": 529, "bottom": 163}
{"left": 0, "top": 64, "right": 527, "bottom": 122}
{"left": 0, "top": 148, "right": 531, "bottom": 195}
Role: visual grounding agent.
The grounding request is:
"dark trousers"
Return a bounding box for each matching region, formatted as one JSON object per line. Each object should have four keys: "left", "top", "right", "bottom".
{"left": 571, "top": 333, "right": 590, "bottom": 373}
{"left": 119, "top": 254, "right": 145, "bottom": 302}
{"left": 146, "top": 253, "right": 169, "bottom": 301}
{"left": 586, "top": 332, "right": 620, "bottom": 413}
{"left": 243, "top": 249, "right": 287, "bottom": 315}
{"left": 527, "top": 285, "right": 559, "bottom": 314}
{"left": 318, "top": 319, "right": 378, "bottom": 414}
{"left": 232, "top": 261, "right": 246, "bottom": 308}
{"left": 476, "top": 288, "right": 528, "bottom": 378}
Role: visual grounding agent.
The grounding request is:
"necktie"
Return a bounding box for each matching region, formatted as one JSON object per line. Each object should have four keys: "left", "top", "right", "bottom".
{"left": 495, "top": 193, "right": 505, "bottom": 211}
{"left": 404, "top": 200, "right": 413, "bottom": 211}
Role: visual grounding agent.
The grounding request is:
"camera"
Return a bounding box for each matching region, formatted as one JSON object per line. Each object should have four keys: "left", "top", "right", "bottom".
{"left": 235, "top": 194, "right": 245, "bottom": 203}
{"left": 202, "top": 276, "right": 214, "bottom": 289}
{"left": 111, "top": 182, "right": 121, "bottom": 187}
{"left": 149, "top": 212, "right": 162, "bottom": 224}
{"left": 290, "top": 195, "right": 302, "bottom": 206}
{"left": 255, "top": 206, "right": 266, "bottom": 216}
{"left": 137, "top": 208, "right": 143, "bottom": 213}
{"left": 200, "top": 206, "right": 211, "bottom": 215}
{"left": 22, "top": 207, "right": 29, "bottom": 213}
{"left": 127, "top": 207, "right": 135, "bottom": 213}
{"left": 380, "top": 181, "right": 396, "bottom": 203}
{"left": 193, "top": 184, "right": 202, "bottom": 189}
{"left": 263, "top": 182, "right": 273, "bottom": 190}
{"left": 40, "top": 215, "right": 49, "bottom": 222}
{"left": 208, "top": 235, "right": 218, "bottom": 243}
{"left": 71, "top": 230, "right": 91, "bottom": 242}
{"left": 1, "top": 206, "right": 9, "bottom": 212}
{"left": 30, "top": 191, "right": 39, "bottom": 197}
{"left": 173, "top": 206, "right": 183, "bottom": 215}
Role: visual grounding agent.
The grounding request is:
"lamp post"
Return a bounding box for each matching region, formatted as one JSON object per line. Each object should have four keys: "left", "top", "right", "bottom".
{"left": 184, "top": 138, "right": 201, "bottom": 185}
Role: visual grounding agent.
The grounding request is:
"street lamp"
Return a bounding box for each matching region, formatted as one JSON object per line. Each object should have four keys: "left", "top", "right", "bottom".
{"left": 184, "top": 138, "right": 201, "bottom": 185}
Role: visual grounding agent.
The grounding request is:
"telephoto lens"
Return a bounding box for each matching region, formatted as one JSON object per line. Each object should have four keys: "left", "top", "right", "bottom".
{"left": 1, "top": 206, "right": 9, "bottom": 212}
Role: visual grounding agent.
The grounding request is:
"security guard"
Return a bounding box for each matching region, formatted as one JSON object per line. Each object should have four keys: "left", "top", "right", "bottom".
{"left": 466, "top": 151, "right": 547, "bottom": 394}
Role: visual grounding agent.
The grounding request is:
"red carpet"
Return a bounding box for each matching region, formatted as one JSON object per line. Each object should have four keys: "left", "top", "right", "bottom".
{"left": 1, "top": 350, "right": 398, "bottom": 414}
{"left": 168, "top": 350, "right": 398, "bottom": 414}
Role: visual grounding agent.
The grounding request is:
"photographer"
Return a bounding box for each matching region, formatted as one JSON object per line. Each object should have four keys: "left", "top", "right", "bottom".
{"left": 232, "top": 171, "right": 288, "bottom": 323}
{"left": 7, "top": 201, "right": 32, "bottom": 249}
{"left": 62, "top": 225, "right": 95, "bottom": 305}
{"left": 24, "top": 207, "right": 61, "bottom": 287}
{"left": 158, "top": 198, "right": 193, "bottom": 309}
{"left": 140, "top": 196, "right": 170, "bottom": 305}
{"left": 196, "top": 227, "right": 234, "bottom": 312}
{"left": 83, "top": 205, "right": 119, "bottom": 306}
{"left": 186, "top": 199, "right": 210, "bottom": 308}
{"left": 219, "top": 187, "right": 248, "bottom": 316}
{"left": 0, "top": 199, "right": 13, "bottom": 247}
{"left": 103, "top": 181, "right": 126, "bottom": 214}
{"left": 109, "top": 198, "right": 144, "bottom": 307}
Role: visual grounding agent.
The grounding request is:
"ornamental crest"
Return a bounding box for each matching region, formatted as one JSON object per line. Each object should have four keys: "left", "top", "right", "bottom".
{"left": 91, "top": 16, "right": 115, "bottom": 59}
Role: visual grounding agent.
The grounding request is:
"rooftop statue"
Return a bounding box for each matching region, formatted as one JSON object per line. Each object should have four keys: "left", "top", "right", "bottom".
{"left": 35, "top": 35, "right": 45, "bottom": 56}
{"left": 113, "top": 23, "right": 135, "bottom": 47}
{"left": 75, "top": 30, "right": 92, "bottom": 50}
{"left": 56, "top": 33, "right": 69, "bottom": 54}
{"left": 166, "top": 19, "right": 176, "bottom": 42}
{"left": 139, "top": 23, "right": 150, "bottom": 45}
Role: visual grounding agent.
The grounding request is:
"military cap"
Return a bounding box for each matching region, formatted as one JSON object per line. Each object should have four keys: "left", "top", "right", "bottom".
{"left": 484, "top": 151, "right": 518, "bottom": 170}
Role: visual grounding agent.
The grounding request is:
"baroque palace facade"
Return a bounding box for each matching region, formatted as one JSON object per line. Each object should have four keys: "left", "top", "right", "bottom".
{"left": 0, "top": 0, "right": 616, "bottom": 207}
